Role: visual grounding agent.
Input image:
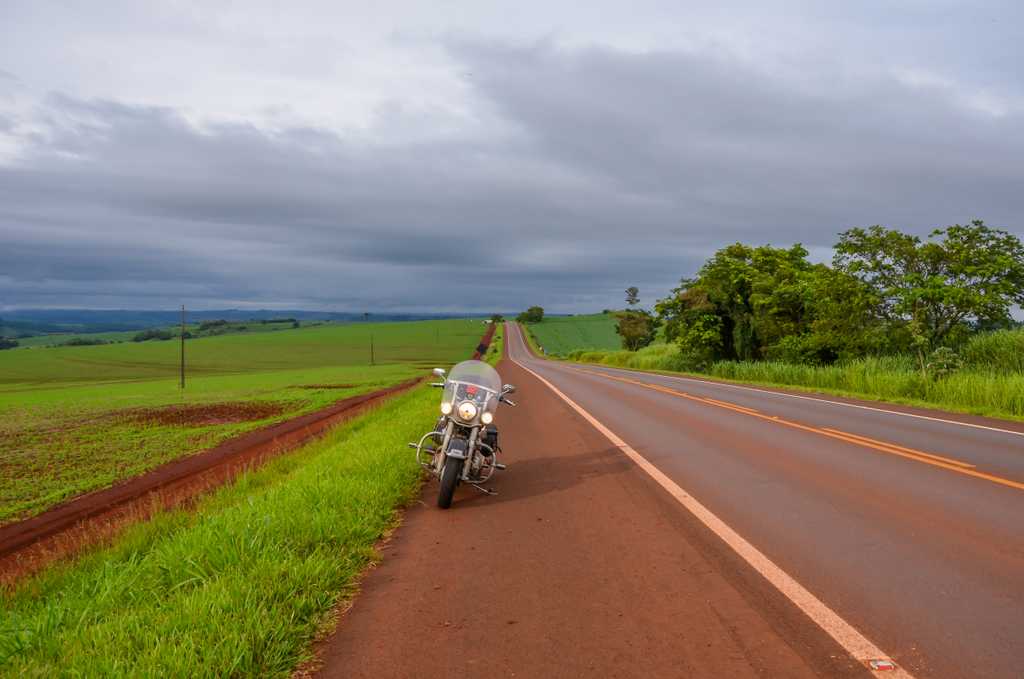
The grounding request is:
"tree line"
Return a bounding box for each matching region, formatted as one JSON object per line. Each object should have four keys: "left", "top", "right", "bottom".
{"left": 621, "top": 220, "right": 1024, "bottom": 376}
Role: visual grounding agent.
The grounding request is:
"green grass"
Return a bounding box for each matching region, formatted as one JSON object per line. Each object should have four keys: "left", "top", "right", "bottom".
{"left": 0, "top": 319, "right": 481, "bottom": 386}
{"left": 484, "top": 323, "right": 504, "bottom": 366}
{"left": 0, "top": 319, "right": 483, "bottom": 523}
{"left": 0, "top": 385, "right": 435, "bottom": 677}
{"left": 525, "top": 314, "right": 621, "bottom": 355}
{"left": 570, "top": 343, "right": 1024, "bottom": 421}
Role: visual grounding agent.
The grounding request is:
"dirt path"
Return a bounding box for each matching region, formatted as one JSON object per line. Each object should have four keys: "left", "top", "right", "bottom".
{"left": 0, "top": 379, "right": 420, "bottom": 584}
{"left": 311, "top": 351, "right": 866, "bottom": 678}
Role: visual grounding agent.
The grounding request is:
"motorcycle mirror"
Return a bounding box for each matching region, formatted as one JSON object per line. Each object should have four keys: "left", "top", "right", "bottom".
{"left": 501, "top": 384, "right": 516, "bottom": 394}
{"left": 432, "top": 368, "right": 446, "bottom": 378}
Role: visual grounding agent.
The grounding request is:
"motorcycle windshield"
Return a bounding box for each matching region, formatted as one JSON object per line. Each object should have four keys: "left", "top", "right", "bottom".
{"left": 442, "top": 360, "right": 502, "bottom": 418}
{"left": 446, "top": 360, "right": 501, "bottom": 392}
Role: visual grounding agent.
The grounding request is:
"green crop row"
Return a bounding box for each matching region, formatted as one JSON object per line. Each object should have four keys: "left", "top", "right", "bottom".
{"left": 524, "top": 314, "right": 621, "bottom": 355}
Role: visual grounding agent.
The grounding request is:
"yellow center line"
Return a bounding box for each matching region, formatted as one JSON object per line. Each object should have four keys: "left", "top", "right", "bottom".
{"left": 821, "top": 428, "right": 975, "bottom": 469}
{"left": 569, "top": 366, "right": 1024, "bottom": 493}
{"left": 702, "top": 396, "right": 760, "bottom": 414}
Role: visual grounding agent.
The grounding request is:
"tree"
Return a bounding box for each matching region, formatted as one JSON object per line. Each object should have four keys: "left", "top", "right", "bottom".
{"left": 625, "top": 286, "right": 640, "bottom": 306}
{"left": 656, "top": 243, "right": 816, "bottom": 362}
{"left": 834, "top": 220, "right": 1024, "bottom": 375}
{"left": 515, "top": 306, "right": 544, "bottom": 324}
{"left": 616, "top": 309, "right": 660, "bottom": 351}
{"left": 132, "top": 328, "right": 173, "bottom": 342}
{"left": 0, "top": 338, "right": 18, "bottom": 350}
{"left": 490, "top": 314, "right": 504, "bottom": 323}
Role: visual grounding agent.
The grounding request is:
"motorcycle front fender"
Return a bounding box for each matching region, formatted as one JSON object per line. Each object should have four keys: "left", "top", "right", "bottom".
{"left": 445, "top": 438, "right": 469, "bottom": 460}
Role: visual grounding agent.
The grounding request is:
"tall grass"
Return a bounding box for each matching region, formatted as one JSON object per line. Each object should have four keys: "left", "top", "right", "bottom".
{"left": 571, "top": 337, "right": 1024, "bottom": 420}
{"left": 962, "top": 328, "right": 1024, "bottom": 373}
{"left": 0, "top": 386, "right": 436, "bottom": 677}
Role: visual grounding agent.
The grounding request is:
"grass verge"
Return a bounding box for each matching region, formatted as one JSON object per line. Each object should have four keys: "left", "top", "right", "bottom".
{"left": 568, "top": 344, "right": 1024, "bottom": 422}
{"left": 485, "top": 323, "right": 504, "bottom": 366}
{"left": 0, "top": 386, "right": 435, "bottom": 677}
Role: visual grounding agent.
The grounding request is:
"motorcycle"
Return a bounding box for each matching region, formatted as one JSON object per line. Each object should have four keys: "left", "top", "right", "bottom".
{"left": 409, "top": 359, "right": 516, "bottom": 508}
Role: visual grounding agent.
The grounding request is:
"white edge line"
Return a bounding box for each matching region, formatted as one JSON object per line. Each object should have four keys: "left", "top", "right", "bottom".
{"left": 507, "top": 329, "right": 914, "bottom": 678}
{"left": 574, "top": 363, "right": 1024, "bottom": 439}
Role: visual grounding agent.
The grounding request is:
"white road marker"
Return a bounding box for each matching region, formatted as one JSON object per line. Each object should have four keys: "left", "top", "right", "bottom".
{"left": 507, "top": 328, "right": 914, "bottom": 679}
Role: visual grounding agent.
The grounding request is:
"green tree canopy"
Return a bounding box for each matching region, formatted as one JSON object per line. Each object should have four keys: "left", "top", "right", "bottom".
{"left": 834, "top": 220, "right": 1024, "bottom": 369}
{"left": 654, "top": 220, "right": 1024, "bottom": 369}
{"left": 615, "top": 310, "right": 660, "bottom": 351}
{"left": 515, "top": 306, "right": 544, "bottom": 324}
{"left": 656, "top": 243, "right": 817, "bottom": 361}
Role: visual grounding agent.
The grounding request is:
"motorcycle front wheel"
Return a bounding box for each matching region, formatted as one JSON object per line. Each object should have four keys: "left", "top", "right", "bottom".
{"left": 437, "top": 457, "right": 463, "bottom": 509}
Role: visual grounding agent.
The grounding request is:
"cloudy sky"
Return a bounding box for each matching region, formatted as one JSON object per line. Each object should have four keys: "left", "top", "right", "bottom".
{"left": 1, "top": 1, "right": 1022, "bottom": 313}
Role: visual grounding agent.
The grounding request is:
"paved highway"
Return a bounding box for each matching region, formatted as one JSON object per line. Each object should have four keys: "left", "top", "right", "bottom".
{"left": 506, "top": 322, "right": 1024, "bottom": 679}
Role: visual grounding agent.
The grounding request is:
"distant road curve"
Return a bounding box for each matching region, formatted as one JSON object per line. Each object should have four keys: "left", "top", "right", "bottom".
{"left": 507, "top": 322, "right": 1024, "bottom": 679}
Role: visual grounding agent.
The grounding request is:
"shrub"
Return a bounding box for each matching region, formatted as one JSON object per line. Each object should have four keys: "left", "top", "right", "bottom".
{"left": 62, "top": 337, "right": 108, "bottom": 346}
{"left": 962, "top": 329, "right": 1024, "bottom": 373}
{"left": 132, "top": 329, "right": 173, "bottom": 342}
{"left": 0, "top": 338, "right": 19, "bottom": 350}
{"left": 516, "top": 306, "right": 544, "bottom": 324}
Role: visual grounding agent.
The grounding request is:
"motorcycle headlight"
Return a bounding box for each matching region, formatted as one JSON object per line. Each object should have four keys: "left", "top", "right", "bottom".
{"left": 457, "top": 401, "right": 478, "bottom": 421}
{"left": 481, "top": 411, "right": 493, "bottom": 424}
{"left": 440, "top": 402, "right": 453, "bottom": 415}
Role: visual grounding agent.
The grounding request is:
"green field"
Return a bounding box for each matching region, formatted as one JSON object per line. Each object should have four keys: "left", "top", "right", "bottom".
{"left": 0, "top": 385, "right": 435, "bottom": 677}
{"left": 525, "top": 313, "right": 620, "bottom": 355}
{"left": 0, "top": 319, "right": 483, "bottom": 523}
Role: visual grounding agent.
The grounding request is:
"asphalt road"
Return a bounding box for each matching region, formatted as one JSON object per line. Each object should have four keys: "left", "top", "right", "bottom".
{"left": 316, "top": 326, "right": 876, "bottom": 678}
{"left": 506, "top": 323, "right": 1024, "bottom": 679}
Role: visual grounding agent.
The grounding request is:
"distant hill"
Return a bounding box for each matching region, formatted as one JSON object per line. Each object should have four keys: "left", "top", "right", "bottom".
{"left": 0, "top": 309, "right": 484, "bottom": 337}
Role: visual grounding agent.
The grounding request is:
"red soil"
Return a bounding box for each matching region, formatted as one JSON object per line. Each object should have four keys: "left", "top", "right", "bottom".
{"left": 118, "top": 402, "right": 287, "bottom": 426}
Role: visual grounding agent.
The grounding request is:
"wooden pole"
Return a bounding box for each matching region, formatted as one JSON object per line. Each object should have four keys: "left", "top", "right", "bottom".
{"left": 180, "top": 304, "right": 185, "bottom": 389}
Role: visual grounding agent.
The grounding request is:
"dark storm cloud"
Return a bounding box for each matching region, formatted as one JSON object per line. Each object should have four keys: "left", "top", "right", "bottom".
{"left": 2, "top": 37, "right": 1023, "bottom": 312}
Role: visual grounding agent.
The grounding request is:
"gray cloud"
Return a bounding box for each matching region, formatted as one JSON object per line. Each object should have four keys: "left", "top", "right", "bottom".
{"left": 2, "top": 12, "right": 1023, "bottom": 312}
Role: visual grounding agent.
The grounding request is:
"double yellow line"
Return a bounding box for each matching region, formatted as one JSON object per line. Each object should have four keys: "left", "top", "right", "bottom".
{"left": 571, "top": 367, "right": 1024, "bottom": 493}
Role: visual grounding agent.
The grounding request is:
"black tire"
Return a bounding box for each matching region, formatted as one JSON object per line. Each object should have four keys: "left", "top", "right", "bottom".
{"left": 437, "top": 457, "right": 463, "bottom": 509}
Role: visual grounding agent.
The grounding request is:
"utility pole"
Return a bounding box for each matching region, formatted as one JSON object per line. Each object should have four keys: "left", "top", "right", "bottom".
{"left": 180, "top": 304, "right": 186, "bottom": 389}
{"left": 370, "top": 333, "right": 375, "bottom": 366}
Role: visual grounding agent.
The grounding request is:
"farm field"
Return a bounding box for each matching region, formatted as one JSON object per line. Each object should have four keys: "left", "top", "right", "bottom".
{"left": 0, "top": 319, "right": 483, "bottom": 523}
{"left": 524, "top": 313, "right": 621, "bottom": 355}
{"left": 0, "top": 386, "right": 435, "bottom": 676}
